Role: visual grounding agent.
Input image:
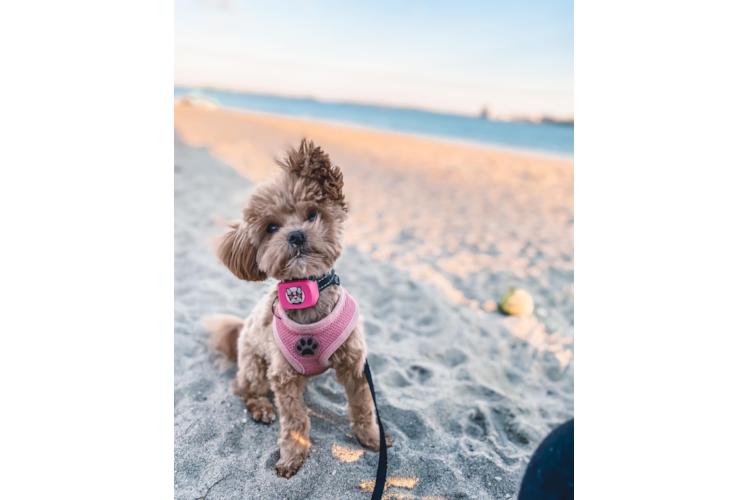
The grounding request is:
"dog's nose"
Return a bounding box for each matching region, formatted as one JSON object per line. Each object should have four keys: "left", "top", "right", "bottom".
{"left": 287, "top": 230, "right": 307, "bottom": 246}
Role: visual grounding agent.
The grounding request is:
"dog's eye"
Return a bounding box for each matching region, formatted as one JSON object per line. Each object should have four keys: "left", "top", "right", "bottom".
{"left": 307, "top": 213, "right": 317, "bottom": 222}
{"left": 266, "top": 223, "right": 279, "bottom": 233}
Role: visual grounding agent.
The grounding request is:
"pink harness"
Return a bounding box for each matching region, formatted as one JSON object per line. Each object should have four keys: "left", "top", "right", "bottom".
{"left": 272, "top": 286, "right": 359, "bottom": 375}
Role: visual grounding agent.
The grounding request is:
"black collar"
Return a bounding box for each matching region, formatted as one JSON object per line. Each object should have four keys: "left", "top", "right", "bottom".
{"left": 284, "top": 269, "right": 340, "bottom": 292}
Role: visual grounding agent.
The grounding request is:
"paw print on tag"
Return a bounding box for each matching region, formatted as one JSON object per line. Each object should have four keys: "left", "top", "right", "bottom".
{"left": 295, "top": 337, "right": 319, "bottom": 356}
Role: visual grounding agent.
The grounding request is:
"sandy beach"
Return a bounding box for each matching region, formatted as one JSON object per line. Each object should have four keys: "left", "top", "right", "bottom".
{"left": 174, "top": 104, "right": 574, "bottom": 499}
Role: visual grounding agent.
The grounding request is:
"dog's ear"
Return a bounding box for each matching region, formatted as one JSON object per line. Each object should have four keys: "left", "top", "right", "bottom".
{"left": 217, "top": 222, "right": 267, "bottom": 282}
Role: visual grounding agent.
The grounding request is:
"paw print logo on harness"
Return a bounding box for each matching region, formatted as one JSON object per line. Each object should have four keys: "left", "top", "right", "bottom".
{"left": 295, "top": 337, "right": 319, "bottom": 356}
{"left": 285, "top": 286, "right": 305, "bottom": 305}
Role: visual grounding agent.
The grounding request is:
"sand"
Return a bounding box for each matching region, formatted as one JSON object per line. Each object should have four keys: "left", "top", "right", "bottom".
{"left": 174, "top": 105, "right": 574, "bottom": 499}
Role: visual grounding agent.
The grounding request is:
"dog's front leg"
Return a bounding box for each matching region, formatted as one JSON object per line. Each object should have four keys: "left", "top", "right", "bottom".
{"left": 232, "top": 351, "right": 276, "bottom": 424}
{"left": 269, "top": 359, "right": 310, "bottom": 478}
{"left": 331, "top": 326, "right": 394, "bottom": 452}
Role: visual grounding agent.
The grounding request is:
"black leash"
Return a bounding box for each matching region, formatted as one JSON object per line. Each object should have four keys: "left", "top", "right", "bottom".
{"left": 363, "top": 360, "right": 387, "bottom": 500}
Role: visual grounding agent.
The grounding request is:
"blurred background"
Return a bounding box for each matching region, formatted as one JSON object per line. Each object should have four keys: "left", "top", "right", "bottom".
{"left": 174, "top": 2, "right": 574, "bottom": 499}
{"left": 175, "top": 0, "right": 573, "bottom": 156}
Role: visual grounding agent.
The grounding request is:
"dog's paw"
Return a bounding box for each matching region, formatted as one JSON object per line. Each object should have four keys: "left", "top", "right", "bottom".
{"left": 246, "top": 397, "right": 276, "bottom": 424}
{"left": 274, "top": 458, "right": 303, "bottom": 478}
{"left": 357, "top": 430, "right": 394, "bottom": 452}
{"left": 252, "top": 407, "right": 276, "bottom": 424}
{"left": 385, "top": 433, "right": 395, "bottom": 448}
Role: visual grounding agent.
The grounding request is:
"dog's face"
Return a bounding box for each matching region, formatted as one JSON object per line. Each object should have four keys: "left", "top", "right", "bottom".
{"left": 218, "top": 140, "right": 347, "bottom": 282}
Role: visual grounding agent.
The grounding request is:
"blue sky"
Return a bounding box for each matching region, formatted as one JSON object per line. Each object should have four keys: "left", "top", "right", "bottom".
{"left": 175, "top": 0, "right": 573, "bottom": 118}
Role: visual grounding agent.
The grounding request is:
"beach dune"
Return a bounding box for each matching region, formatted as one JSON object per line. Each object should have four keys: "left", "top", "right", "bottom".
{"left": 174, "top": 105, "right": 574, "bottom": 499}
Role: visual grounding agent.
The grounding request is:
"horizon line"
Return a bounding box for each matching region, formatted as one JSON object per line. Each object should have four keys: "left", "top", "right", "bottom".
{"left": 173, "top": 82, "right": 575, "bottom": 125}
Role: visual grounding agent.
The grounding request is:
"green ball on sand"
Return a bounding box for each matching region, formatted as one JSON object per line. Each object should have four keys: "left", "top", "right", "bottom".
{"left": 500, "top": 288, "right": 535, "bottom": 316}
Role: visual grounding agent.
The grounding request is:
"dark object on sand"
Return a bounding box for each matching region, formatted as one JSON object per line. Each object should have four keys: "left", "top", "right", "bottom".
{"left": 518, "top": 419, "right": 574, "bottom": 500}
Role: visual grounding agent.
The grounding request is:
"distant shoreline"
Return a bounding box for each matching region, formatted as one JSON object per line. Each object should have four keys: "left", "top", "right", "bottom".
{"left": 175, "top": 91, "right": 574, "bottom": 162}
{"left": 174, "top": 84, "right": 574, "bottom": 125}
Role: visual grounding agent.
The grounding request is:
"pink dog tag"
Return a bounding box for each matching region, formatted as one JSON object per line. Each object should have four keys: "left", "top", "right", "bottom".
{"left": 278, "top": 279, "right": 320, "bottom": 309}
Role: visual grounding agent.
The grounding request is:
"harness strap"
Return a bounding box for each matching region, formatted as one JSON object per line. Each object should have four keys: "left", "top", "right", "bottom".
{"left": 364, "top": 360, "right": 387, "bottom": 500}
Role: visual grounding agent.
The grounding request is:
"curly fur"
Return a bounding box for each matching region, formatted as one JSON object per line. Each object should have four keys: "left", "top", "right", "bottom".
{"left": 276, "top": 139, "right": 347, "bottom": 210}
{"left": 205, "top": 140, "right": 391, "bottom": 478}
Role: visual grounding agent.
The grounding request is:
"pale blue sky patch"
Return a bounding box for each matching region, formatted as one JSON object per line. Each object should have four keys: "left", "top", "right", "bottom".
{"left": 175, "top": 0, "right": 573, "bottom": 118}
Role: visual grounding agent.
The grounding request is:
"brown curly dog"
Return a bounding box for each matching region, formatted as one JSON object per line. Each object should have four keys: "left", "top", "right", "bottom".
{"left": 205, "top": 139, "right": 392, "bottom": 478}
